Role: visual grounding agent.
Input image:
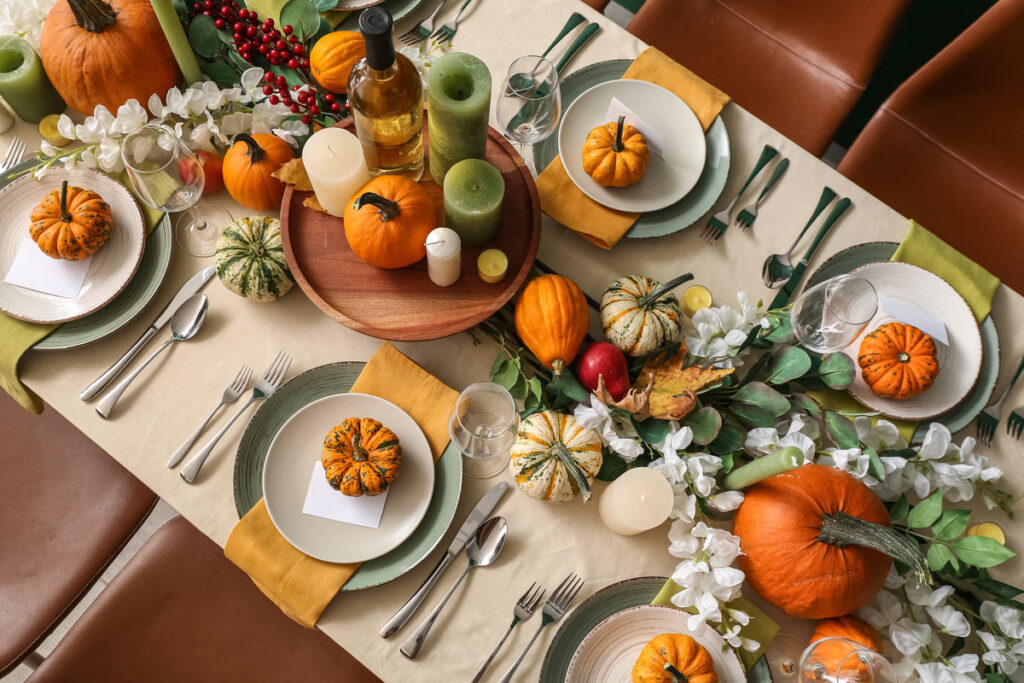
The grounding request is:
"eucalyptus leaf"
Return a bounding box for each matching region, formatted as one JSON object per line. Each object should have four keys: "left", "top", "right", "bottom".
{"left": 927, "top": 543, "right": 956, "bottom": 571}
{"left": 709, "top": 419, "right": 744, "bottom": 456}
{"left": 932, "top": 509, "right": 971, "bottom": 540}
{"left": 766, "top": 346, "right": 812, "bottom": 385}
{"left": 733, "top": 381, "right": 790, "bottom": 418}
{"left": 762, "top": 313, "right": 793, "bottom": 343}
{"left": 281, "top": 0, "right": 322, "bottom": 38}
{"left": 228, "top": 49, "right": 252, "bottom": 72}
{"left": 818, "top": 353, "right": 857, "bottom": 390}
{"left": 888, "top": 495, "right": 910, "bottom": 522}
{"left": 199, "top": 61, "right": 239, "bottom": 88}
{"left": 731, "top": 403, "right": 775, "bottom": 429}
{"left": 269, "top": 63, "right": 304, "bottom": 88}
{"left": 631, "top": 416, "right": 669, "bottom": 445}
{"left": 596, "top": 448, "right": 629, "bottom": 481}
{"left": 189, "top": 14, "right": 225, "bottom": 58}
{"left": 682, "top": 406, "right": 722, "bottom": 445}
{"left": 951, "top": 536, "right": 1016, "bottom": 568}
{"left": 823, "top": 411, "right": 858, "bottom": 449}
{"left": 865, "top": 447, "right": 885, "bottom": 480}
{"left": 907, "top": 489, "right": 944, "bottom": 529}
{"left": 791, "top": 392, "right": 821, "bottom": 419}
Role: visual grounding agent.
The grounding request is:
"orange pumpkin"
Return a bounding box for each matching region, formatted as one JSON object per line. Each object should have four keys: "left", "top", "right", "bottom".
{"left": 858, "top": 322, "right": 939, "bottom": 399}
{"left": 632, "top": 633, "right": 718, "bottom": 683}
{"left": 222, "top": 134, "right": 295, "bottom": 211}
{"left": 309, "top": 31, "right": 365, "bottom": 94}
{"left": 732, "top": 464, "right": 929, "bottom": 619}
{"left": 40, "top": 0, "right": 181, "bottom": 115}
{"left": 30, "top": 180, "right": 112, "bottom": 261}
{"left": 514, "top": 274, "right": 590, "bottom": 374}
{"left": 322, "top": 417, "right": 401, "bottom": 496}
{"left": 809, "top": 616, "right": 883, "bottom": 677}
{"left": 343, "top": 175, "right": 437, "bottom": 269}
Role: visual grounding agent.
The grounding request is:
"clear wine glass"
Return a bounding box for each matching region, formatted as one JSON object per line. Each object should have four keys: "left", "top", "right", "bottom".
{"left": 800, "top": 637, "right": 897, "bottom": 682}
{"left": 791, "top": 274, "right": 878, "bottom": 354}
{"left": 121, "top": 123, "right": 231, "bottom": 257}
{"left": 496, "top": 55, "right": 561, "bottom": 150}
{"left": 449, "top": 382, "right": 520, "bottom": 479}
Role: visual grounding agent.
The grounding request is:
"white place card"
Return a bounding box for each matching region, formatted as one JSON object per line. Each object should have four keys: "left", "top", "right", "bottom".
{"left": 880, "top": 296, "right": 950, "bottom": 346}
{"left": 4, "top": 237, "right": 91, "bottom": 299}
{"left": 605, "top": 97, "right": 667, "bottom": 157}
{"left": 302, "top": 461, "right": 388, "bottom": 529}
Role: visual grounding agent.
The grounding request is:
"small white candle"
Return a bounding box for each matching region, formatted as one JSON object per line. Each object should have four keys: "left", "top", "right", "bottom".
{"left": 301, "top": 128, "right": 370, "bottom": 217}
{"left": 599, "top": 468, "right": 674, "bottom": 536}
{"left": 425, "top": 227, "right": 461, "bottom": 287}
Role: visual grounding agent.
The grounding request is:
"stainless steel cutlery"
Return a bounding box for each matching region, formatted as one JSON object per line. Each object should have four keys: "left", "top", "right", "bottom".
{"left": 166, "top": 364, "right": 253, "bottom": 468}
{"left": 702, "top": 144, "right": 778, "bottom": 244}
{"left": 737, "top": 157, "right": 789, "bottom": 229}
{"left": 0, "top": 137, "right": 25, "bottom": 173}
{"left": 978, "top": 355, "right": 1024, "bottom": 445}
{"left": 762, "top": 186, "right": 838, "bottom": 289}
{"left": 497, "top": 573, "right": 584, "bottom": 683}
{"left": 472, "top": 581, "right": 545, "bottom": 682}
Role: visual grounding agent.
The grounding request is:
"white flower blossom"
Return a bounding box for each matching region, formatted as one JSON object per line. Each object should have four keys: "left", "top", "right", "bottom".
{"left": 685, "top": 292, "right": 767, "bottom": 368}
{"left": 982, "top": 601, "right": 1024, "bottom": 640}
{"left": 668, "top": 523, "right": 745, "bottom": 631}
{"left": 916, "top": 655, "right": 982, "bottom": 683}
{"left": 572, "top": 395, "right": 644, "bottom": 461}
{"left": 0, "top": 0, "right": 57, "bottom": 48}
{"left": 744, "top": 412, "right": 816, "bottom": 462}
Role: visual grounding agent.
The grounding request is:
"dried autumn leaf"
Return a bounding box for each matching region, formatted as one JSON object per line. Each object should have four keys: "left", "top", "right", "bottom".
{"left": 303, "top": 195, "right": 330, "bottom": 214}
{"left": 597, "top": 373, "right": 653, "bottom": 420}
{"left": 638, "top": 346, "right": 734, "bottom": 420}
{"left": 272, "top": 158, "right": 314, "bottom": 191}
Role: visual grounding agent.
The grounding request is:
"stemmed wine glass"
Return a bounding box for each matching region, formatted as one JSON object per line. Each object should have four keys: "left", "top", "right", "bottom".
{"left": 121, "top": 123, "right": 232, "bottom": 257}
{"left": 768, "top": 634, "right": 896, "bottom": 682}
{"left": 496, "top": 55, "right": 561, "bottom": 151}
{"left": 791, "top": 274, "right": 878, "bottom": 354}
{"left": 449, "top": 382, "right": 520, "bottom": 479}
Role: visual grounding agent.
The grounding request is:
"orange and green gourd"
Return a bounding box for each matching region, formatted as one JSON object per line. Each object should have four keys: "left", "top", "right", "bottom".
{"left": 322, "top": 417, "right": 402, "bottom": 496}
{"left": 30, "top": 180, "right": 112, "bottom": 260}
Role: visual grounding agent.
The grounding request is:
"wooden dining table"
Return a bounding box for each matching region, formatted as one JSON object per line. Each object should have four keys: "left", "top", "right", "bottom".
{"left": 6, "top": 0, "right": 1023, "bottom": 679}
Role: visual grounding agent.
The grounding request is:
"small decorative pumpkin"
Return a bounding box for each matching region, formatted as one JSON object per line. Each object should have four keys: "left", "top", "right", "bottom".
{"left": 30, "top": 180, "right": 112, "bottom": 261}
{"left": 514, "top": 274, "right": 590, "bottom": 374}
{"left": 601, "top": 274, "right": 692, "bottom": 356}
{"left": 732, "top": 464, "right": 930, "bottom": 619}
{"left": 222, "top": 133, "right": 295, "bottom": 211}
{"left": 343, "top": 175, "right": 437, "bottom": 269}
{"left": 632, "top": 633, "right": 718, "bottom": 683}
{"left": 857, "top": 322, "right": 939, "bottom": 399}
{"left": 322, "top": 417, "right": 402, "bottom": 496}
{"left": 309, "top": 30, "right": 365, "bottom": 93}
{"left": 582, "top": 115, "right": 650, "bottom": 188}
{"left": 215, "top": 216, "right": 294, "bottom": 302}
{"left": 509, "top": 410, "right": 602, "bottom": 503}
{"left": 809, "top": 616, "right": 883, "bottom": 677}
{"left": 40, "top": 0, "right": 181, "bottom": 115}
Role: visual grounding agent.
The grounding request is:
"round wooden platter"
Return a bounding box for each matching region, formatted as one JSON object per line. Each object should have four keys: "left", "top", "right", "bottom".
{"left": 280, "top": 118, "right": 541, "bottom": 341}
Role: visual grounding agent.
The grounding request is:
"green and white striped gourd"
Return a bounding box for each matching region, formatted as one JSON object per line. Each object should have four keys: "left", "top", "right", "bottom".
{"left": 215, "top": 216, "right": 294, "bottom": 302}
{"left": 509, "top": 410, "right": 602, "bottom": 503}
{"left": 600, "top": 274, "right": 692, "bottom": 356}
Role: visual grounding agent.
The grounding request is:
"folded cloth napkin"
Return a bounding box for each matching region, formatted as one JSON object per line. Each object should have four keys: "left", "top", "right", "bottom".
{"left": 652, "top": 579, "right": 778, "bottom": 670}
{"left": 536, "top": 47, "right": 731, "bottom": 250}
{"left": 224, "top": 342, "right": 458, "bottom": 628}
{"left": 0, "top": 185, "right": 163, "bottom": 413}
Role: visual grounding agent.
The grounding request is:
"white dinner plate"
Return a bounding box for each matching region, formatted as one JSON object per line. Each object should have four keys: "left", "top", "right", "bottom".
{"left": 0, "top": 167, "right": 146, "bottom": 324}
{"left": 567, "top": 604, "right": 745, "bottom": 682}
{"left": 262, "top": 393, "right": 435, "bottom": 564}
{"left": 841, "top": 261, "right": 983, "bottom": 420}
{"left": 557, "top": 79, "right": 707, "bottom": 213}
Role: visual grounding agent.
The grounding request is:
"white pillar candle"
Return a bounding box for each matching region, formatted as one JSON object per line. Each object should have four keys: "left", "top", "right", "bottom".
{"left": 301, "top": 128, "right": 370, "bottom": 217}
{"left": 425, "top": 227, "right": 461, "bottom": 287}
{"left": 598, "top": 468, "right": 674, "bottom": 536}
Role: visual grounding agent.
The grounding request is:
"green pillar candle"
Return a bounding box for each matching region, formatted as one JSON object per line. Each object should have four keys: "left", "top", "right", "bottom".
{"left": 0, "top": 37, "right": 64, "bottom": 124}
{"left": 427, "top": 52, "right": 491, "bottom": 185}
{"left": 443, "top": 158, "right": 505, "bottom": 247}
{"left": 150, "top": 0, "right": 203, "bottom": 85}
{"left": 723, "top": 446, "right": 805, "bottom": 490}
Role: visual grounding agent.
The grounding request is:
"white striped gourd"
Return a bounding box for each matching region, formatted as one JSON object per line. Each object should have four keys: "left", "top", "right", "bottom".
{"left": 600, "top": 274, "right": 692, "bottom": 356}
{"left": 215, "top": 216, "right": 294, "bottom": 302}
{"left": 509, "top": 410, "right": 602, "bottom": 503}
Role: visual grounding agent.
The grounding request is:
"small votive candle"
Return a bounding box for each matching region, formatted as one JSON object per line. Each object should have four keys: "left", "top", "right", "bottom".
{"left": 302, "top": 128, "right": 371, "bottom": 217}
{"left": 425, "top": 227, "right": 461, "bottom": 287}
{"left": 477, "top": 249, "right": 508, "bottom": 284}
{"left": 683, "top": 285, "right": 713, "bottom": 317}
{"left": 443, "top": 158, "right": 504, "bottom": 247}
{"left": 598, "top": 468, "right": 674, "bottom": 536}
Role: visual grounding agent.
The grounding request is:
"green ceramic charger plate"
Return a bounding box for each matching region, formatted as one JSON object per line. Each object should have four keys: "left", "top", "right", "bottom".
{"left": 339, "top": 0, "right": 427, "bottom": 29}
{"left": 233, "top": 361, "right": 463, "bottom": 591}
{"left": 531, "top": 59, "right": 732, "bottom": 239}
{"left": 540, "top": 576, "right": 772, "bottom": 682}
{"left": 807, "top": 242, "right": 1000, "bottom": 443}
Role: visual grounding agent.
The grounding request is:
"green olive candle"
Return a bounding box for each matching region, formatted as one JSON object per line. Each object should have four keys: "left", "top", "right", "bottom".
{"left": 443, "top": 158, "right": 505, "bottom": 247}
{"left": 0, "top": 36, "right": 64, "bottom": 124}
{"left": 426, "top": 52, "right": 491, "bottom": 185}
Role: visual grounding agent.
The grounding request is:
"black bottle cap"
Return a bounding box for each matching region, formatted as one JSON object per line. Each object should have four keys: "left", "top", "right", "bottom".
{"left": 359, "top": 7, "right": 395, "bottom": 70}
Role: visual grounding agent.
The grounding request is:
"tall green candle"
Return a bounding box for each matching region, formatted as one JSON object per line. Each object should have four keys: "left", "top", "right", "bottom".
{"left": 150, "top": 0, "right": 203, "bottom": 85}
{"left": 443, "top": 158, "right": 504, "bottom": 247}
{"left": 0, "top": 37, "right": 64, "bottom": 124}
{"left": 427, "top": 52, "right": 491, "bottom": 185}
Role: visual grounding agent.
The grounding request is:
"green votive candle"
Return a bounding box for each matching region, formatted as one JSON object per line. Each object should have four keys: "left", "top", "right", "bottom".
{"left": 443, "top": 158, "right": 505, "bottom": 247}
{"left": 0, "top": 37, "right": 64, "bottom": 124}
{"left": 427, "top": 52, "right": 491, "bottom": 185}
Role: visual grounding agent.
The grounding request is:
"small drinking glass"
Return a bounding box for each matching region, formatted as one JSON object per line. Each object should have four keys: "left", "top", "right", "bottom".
{"left": 496, "top": 55, "right": 561, "bottom": 149}
{"left": 121, "top": 124, "right": 231, "bottom": 257}
{"left": 449, "top": 382, "right": 519, "bottom": 479}
{"left": 800, "top": 637, "right": 897, "bottom": 682}
{"left": 791, "top": 274, "right": 878, "bottom": 354}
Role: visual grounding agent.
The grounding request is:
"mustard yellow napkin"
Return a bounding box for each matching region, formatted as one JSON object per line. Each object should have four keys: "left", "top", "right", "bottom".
{"left": 652, "top": 579, "right": 778, "bottom": 670}
{"left": 536, "top": 47, "right": 731, "bottom": 249}
{"left": 224, "top": 342, "right": 459, "bottom": 628}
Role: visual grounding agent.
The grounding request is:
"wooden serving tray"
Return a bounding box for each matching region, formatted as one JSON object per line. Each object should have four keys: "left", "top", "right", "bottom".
{"left": 280, "top": 117, "right": 541, "bottom": 341}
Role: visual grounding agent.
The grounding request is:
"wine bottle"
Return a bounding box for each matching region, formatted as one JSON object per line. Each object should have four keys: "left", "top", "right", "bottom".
{"left": 347, "top": 8, "right": 424, "bottom": 181}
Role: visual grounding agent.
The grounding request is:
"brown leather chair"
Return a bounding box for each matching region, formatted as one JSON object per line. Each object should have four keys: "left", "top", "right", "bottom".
{"left": 839, "top": 0, "right": 1024, "bottom": 294}
{"left": 0, "top": 394, "right": 156, "bottom": 676}
{"left": 626, "top": 0, "right": 909, "bottom": 155}
{"left": 29, "top": 516, "right": 381, "bottom": 682}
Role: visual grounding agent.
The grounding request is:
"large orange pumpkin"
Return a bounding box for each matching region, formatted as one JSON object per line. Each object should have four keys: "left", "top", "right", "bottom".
{"left": 858, "top": 322, "right": 939, "bottom": 400}
{"left": 514, "top": 274, "right": 590, "bottom": 374}
{"left": 40, "top": 0, "right": 181, "bottom": 115}
{"left": 732, "top": 464, "right": 929, "bottom": 619}
{"left": 342, "top": 176, "right": 437, "bottom": 269}
{"left": 309, "top": 31, "right": 365, "bottom": 94}
{"left": 222, "top": 134, "right": 295, "bottom": 211}
{"left": 30, "top": 180, "right": 113, "bottom": 260}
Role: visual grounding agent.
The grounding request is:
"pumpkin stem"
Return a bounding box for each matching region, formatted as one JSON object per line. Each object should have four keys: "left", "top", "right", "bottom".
{"left": 351, "top": 433, "right": 368, "bottom": 462}
{"left": 819, "top": 511, "right": 932, "bottom": 588}
{"left": 58, "top": 180, "right": 72, "bottom": 223}
{"left": 552, "top": 441, "right": 592, "bottom": 502}
{"left": 66, "top": 0, "right": 117, "bottom": 33}
{"left": 640, "top": 273, "right": 694, "bottom": 309}
{"left": 352, "top": 192, "right": 402, "bottom": 221}
{"left": 664, "top": 663, "right": 689, "bottom": 683}
{"left": 233, "top": 133, "right": 266, "bottom": 164}
{"left": 897, "top": 352, "right": 911, "bottom": 363}
{"left": 611, "top": 115, "right": 626, "bottom": 153}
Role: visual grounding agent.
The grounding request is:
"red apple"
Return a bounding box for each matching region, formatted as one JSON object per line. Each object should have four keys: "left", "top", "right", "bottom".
{"left": 178, "top": 150, "right": 224, "bottom": 195}
{"left": 577, "top": 342, "right": 631, "bottom": 400}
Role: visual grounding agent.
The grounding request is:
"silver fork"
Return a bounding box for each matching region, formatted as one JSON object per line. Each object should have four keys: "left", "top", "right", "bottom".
{"left": 978, "top": 355, "right": 1024, "bottom": 446}
{"left": 180, "top": 351, "right": 292, "bottom": 484}
{"left": 496, "top": 574, "right": 583, "bottom": 683}
{"left": 166, "top": 364, "right": 253, "bottom": 468}
{"left": 431, "top": 0, "right": 473, "bottom": 43}
{"left": 399, "top": 0, "right": 449, "bottom": 45}
{"left": 736, "top": 157, "right": 789, "bottom": 230}
{"left": 472, "top": 582, "right": 546, "bottom": 683}
{"left": 0, "top": 137, "right": 26, "bottom": 173}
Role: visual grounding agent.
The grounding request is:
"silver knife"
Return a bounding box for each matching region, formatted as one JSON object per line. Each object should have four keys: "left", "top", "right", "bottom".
{"left": 80, "top": 267, "right": 217, "bottom": 401}
{"left": 381, "top": 481, "right": 510, "bottom": 638}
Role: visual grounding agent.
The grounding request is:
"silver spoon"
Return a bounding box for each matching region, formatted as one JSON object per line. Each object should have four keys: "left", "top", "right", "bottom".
{"left": 95, "top": 293, "right": 208, "bottom": 418}
{"left": 762, "top": 186, "right": 837, "bottom": 288}
{"left": 400, "top": 516, "right": 508, "bottom": 659}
